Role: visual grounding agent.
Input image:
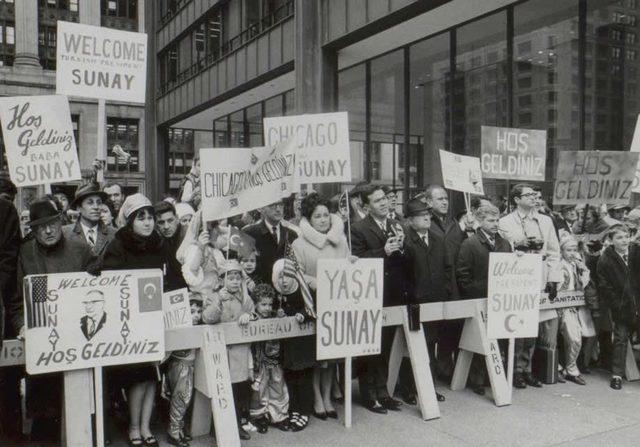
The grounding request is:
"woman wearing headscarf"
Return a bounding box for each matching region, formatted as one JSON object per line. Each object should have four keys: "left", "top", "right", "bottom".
{"left": 291, "top": 193, "right": 351, "bottom": 420}
{"left": 98, "top": 193, "right": 184, "bottom": 447}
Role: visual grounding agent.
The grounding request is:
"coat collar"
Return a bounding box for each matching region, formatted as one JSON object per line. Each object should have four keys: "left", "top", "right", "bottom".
{"left": 363, "top": 214, "right": 388, "bottom": 243}
{"left": 73, "top": 218, "right": 109, "bottom": 235}
{"left": 299, "top": 214, "right": 345, "bottom": 249}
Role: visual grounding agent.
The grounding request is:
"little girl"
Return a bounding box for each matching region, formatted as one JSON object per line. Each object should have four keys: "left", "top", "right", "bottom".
{"left": 202, "top": 259, "right": 255, "bottom": 440}
{"left": 249, "top": 284, "right": 290, "bottom": 433}
{"left": 165, "top": 296, "right": 202, "bottom": 447}
{"left": 558, "top": 235, "right": 596, "bottom": 385}
{"left": 239, "top": 249, "right": 258, "bottom": 294}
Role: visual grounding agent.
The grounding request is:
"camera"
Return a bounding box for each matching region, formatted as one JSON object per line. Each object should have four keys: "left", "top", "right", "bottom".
{"left": 515, "top": 237, "right": 544, "bottom": 253}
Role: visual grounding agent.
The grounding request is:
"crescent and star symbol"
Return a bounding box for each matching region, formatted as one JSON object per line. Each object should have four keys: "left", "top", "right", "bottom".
{"left": 504, "top": 314, "right": 525, "bottom": 333}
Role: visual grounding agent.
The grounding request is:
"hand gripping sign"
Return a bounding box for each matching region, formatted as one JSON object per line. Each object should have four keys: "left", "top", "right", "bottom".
{"left": 23, "top": 269, "right": 164, "bottom": 375}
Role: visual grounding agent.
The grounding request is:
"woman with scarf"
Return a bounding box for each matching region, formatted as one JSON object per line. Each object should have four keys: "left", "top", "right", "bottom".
{"left": 291, "top": 193, "right": 351, "bottom": 420}
{"left": 98, "top": 193, "right": 184, "bottom": 447}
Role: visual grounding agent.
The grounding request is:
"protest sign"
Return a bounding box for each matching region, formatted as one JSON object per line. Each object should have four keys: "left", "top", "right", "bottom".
{"left": 263, "top": 112, "right": 351, "bottom": 183}
{"left": 487, "top": 253, "right": 543, "bottom": 339}
{"left": 0, "top": 95, "right": 81, "bottom": 187}
{"left": 23, "top": 269, "right": 164, "bottom": 375}
{"left": 439, "top": 149, "right": 484, "bottom": 194}
{"left": 480, "top": 126, "right": 546, "bottom": 181}
{"left": 539, "top": 290, "right": 585, "bottom": 310}
{"left": 56, "top": 21, "right": 147, "bottom": 103}
{"left": 553, "top": 151, "right": 639, "bottom": 205}
{"left": 163, "top": 288, "right": 192, "bottom": 330}
{"left": 316, "top": 259, "right": 383, "bottom": 361}
{"left": 199, "top": 138, "right": 298, "bottom": 222}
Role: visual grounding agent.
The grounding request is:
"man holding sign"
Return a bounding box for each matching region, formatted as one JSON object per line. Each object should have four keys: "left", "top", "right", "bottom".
{"left": 10, "top": 199, "right": 94, "bottom": 438}
{"left": 499, "top": 184, "right": 561, "bottom": 389}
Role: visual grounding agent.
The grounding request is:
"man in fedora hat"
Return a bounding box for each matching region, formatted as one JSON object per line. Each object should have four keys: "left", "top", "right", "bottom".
{"left": 400, "top": 196, "right": 449, "bottom": 403}
{"left": 7, "top": 198, "right": 95, "bottom": 441}
{"left": 63, "top": 183, "right": 116, "bottom": 257}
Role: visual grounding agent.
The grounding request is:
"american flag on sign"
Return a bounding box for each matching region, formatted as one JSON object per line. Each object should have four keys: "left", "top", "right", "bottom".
{"left": 26, "top": 275, "right": 48, "bottom": 329}
{"left": 284, "top": 244, "right": 317, "bottom": 319}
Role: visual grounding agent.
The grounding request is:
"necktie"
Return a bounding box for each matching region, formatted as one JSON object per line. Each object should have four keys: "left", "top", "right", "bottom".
{"left": 422, "top": 235, "right": 428, "bottom": 246}
{"left": 488, "top": 236, "right": 495, "bottom": 249}
{"left": 88, "top": 318, "right": 95, "bottom": 337}
{"left": 623, "top": 253, "right": 628, "bottom": 264}
{"left": 87, "top": 229, "right": 95, "bottom": 247}
{"left": 271, "top": 225, "right": 279, "bottom": 244}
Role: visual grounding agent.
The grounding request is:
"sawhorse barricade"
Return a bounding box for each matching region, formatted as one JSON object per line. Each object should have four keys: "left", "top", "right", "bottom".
{"left": 2, "top": 293, "right": 639, "bottom": 446}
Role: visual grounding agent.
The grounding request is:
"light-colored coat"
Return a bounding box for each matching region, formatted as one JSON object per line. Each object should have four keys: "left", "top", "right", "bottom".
{"left": 498, "top": 210, "right": 562, "bottom": 284}
{"left": 202, "top": 287, "right": 254, "bottom": 383}
{"left": 291, "top": 214, "right": 350, "bottom": 291}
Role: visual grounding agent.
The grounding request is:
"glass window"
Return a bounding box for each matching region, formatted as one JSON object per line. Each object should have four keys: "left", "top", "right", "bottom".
{"left": 264, "top": 95, "right": 283, "bottom": 117}
{"left": 338, "top": 64, "right": 366, "bottom": 182}
{"left": 587, "top": 0, "right": 640, "bottom": 151}
{"left": 456, "top": 11, "right": 508, "bottom": 157}
{"left": 214, "top": 117, "right": 229, "bottom": 147}
{"left": 410, "top": 32, "right": 451, "bottom": 189}
{"left": 370, "top": 50, "right": 410, "bottom": 187}
{"left": 230, "top": 111, "right": 245, "bottom": 147}
{"left": 514, "top": 0, "right": 579, "bottom": 184}
{"left": 106, "top": 118, "right": 139, "bottom": 172}
{"left": 246, "top": 103, "right": 263, "bottom": 146}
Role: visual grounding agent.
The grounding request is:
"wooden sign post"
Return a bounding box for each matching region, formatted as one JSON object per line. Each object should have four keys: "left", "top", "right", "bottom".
{"left": 197, "top": 327, "right": 240, "bottom": 447}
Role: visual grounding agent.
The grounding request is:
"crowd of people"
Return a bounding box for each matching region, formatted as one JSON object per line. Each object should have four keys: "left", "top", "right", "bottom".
{"left": 0, "top": 172, "right": 639, "bottom": 446}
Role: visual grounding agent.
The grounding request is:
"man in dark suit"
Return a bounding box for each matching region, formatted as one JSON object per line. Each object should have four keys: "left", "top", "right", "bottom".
{"left": 80, "top": 290, "right": 107, "bottom": 341}
{"left": 383, "top": 186, "right": 403, "bottom": 221}
{"left": 350, "top": 184, "right": 406, "bottom": 414}
{"left": 400, "top": 197, "right": 450, "bottom": 403}
{"left": 456, "top": 204, "right": 512, "bottom": 394}
{"left": 243, "top": 200, "right": 298, "bottom": 284}
{"left": 553, "top": 205, "right": 577, "bottom": 237}
{"left": 420, "top": 184, "right": 466, "bottom": 380}
{"left": 63, "top": 183, "right": 116, "bottom": 258}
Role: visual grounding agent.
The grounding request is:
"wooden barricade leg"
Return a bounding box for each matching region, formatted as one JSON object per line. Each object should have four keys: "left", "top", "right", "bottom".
{"left": 625, "top": 340, "right": 640, "bottom": 381}
{"left": 63, "top": 369, "right": 94, "bottom": 447}
{"left": 386, "top": 326, "right": 407, "bottom": 397}
{"left": 455, "top": 308, "right": 511, "bottom": 407}
{"left": 200, "top": 328, "right": 240, "bottom": 447}
{"left": 385, "top": 314, "right": 440, "bottom": 420}
{"left": 190, "top": 390, "right": 212, "bottom": 437}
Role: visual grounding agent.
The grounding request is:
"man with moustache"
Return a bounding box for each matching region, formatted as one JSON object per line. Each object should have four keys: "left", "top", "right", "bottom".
{"left": 63, "top": 183, "right": 116, "bottom": 257}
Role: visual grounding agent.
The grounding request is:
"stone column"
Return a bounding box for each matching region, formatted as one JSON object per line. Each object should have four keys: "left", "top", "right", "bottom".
{"left": 80, "top": 0, "right": 101, "bottom": 26}
{"left": 138, "top": 0, "right": 145, "bottom": 32}
{"left": 13, "top": 0, "right": 41, "bottom": 68}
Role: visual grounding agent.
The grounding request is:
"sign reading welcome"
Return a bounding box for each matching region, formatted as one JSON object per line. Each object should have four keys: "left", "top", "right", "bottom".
{"left": 481, "top": 126, "right": 546, "bottom": 181}
{"left": 199, "top": 139, "right": 298, "bottom": 222}
{"left": 0, "top": 95, "right": 81, "bottom": 187}
{"left": 553, "top": 151, "right": 639, "bottom": 205}
{"left": 56, "top": 21, "right": 147, "bottom": 103}
{"left": 316, "top": 259, "right": 383, "bottom": 361}
{"left": 487, "top": 253, "right": 543, "bottom": 339}
{"left": 24, "top": 269, "right": 164, "bottom": 375}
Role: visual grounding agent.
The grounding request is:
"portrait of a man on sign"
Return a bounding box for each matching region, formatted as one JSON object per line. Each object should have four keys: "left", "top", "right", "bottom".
{"left": 80, "top": 290, "right": 107, "bottom": 341}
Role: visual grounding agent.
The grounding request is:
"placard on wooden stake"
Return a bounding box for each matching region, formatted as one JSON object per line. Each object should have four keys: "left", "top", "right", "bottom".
{"left": 194, "top": 327, "right": 240, "bottom": 447}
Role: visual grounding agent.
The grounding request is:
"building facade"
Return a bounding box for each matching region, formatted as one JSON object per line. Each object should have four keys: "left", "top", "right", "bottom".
{"left": 0, "top": 0, "right": 145, "bottom": 209}
{"left": 150, "top": 0, "right": 640, "bottom": 206}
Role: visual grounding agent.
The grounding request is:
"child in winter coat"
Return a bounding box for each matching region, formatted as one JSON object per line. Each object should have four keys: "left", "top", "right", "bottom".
{"left": 249, "top": 284, "right": 290, "bottom": 433}
{"left": 202, "top": 259, "right": 255, "bottom": 439}
{"left": 165, "top": 296, "right": 202, "bottom": 446}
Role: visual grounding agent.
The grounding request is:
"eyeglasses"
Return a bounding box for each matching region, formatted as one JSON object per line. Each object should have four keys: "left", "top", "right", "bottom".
{"left": 519, "top": 192, "right": 537, "bottom": 198}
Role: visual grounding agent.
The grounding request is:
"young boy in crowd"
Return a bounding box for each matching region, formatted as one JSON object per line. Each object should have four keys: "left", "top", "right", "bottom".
{"left": 249, "top": 283, "right": 290, "bottom": 433}
{"left": 240, "top": 249, "right": 259, "bottom": 294}
{"left": 597, "top": 224, "right": 639, "bottom": 390}
{"left": 165, "top": 296, "right": 202, "bottom": 447}
{"left": 202, "top": 259, "right": 255, "bottom": 439}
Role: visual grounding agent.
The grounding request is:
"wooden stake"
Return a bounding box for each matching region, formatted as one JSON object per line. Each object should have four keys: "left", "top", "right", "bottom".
{"left": 344, "top": 356, "right": 352, "bottom": 428}
{"left": 94, "top": 367, "right": 105, "bottom": 447}
{"left": 507, "top": 338, "right": 515, "bottom": 398}
{"left": 96, "top": 99, "right": 106, "bottom": 183}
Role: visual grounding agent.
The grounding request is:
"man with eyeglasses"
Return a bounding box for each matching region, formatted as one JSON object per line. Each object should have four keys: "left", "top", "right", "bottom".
{"left": 499, "top": 183, "right": 562, "bottom": 389}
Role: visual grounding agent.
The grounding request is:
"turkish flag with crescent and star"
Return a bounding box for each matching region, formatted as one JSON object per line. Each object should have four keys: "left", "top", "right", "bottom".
{"left": 228, "top": 226, "right": 256, "bottom": 258}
